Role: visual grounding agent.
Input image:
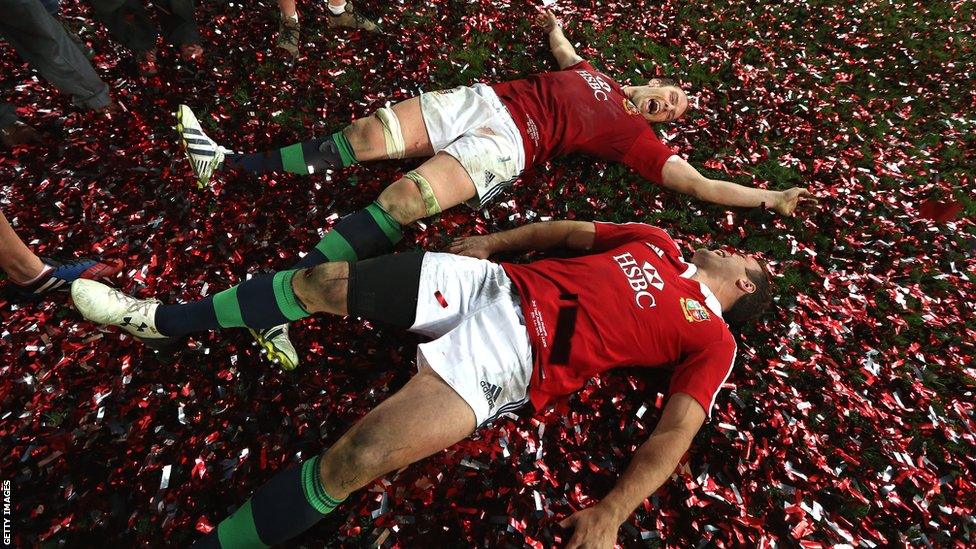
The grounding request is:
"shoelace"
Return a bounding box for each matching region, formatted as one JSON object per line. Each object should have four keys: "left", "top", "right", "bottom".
{"left": 281, "top": 23, "right": 300, "bottom": 43}
{"left": 51, "top": 259, "right": 92, "bottom": 272}
{"left": 112, "top": 289, "right": 159, "bottom": 319}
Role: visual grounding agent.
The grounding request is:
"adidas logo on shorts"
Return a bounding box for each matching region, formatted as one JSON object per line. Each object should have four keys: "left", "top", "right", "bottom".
{"left": 480, "top": 380, "right": 502, "bottom": 408}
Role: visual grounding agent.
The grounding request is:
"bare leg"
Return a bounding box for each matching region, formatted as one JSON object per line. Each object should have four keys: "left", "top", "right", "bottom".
{"left": 319, "top": 368, "right": 477, "bottom": 498}
{"left": 277, "top": 0, "right": 297, "bottom": 17}
{"left": 374, "top": 151, "right": 477, "bottom": 224}
{"left": 343, "top": 96, "right": 434, "bottom": 162}
{"left": 0, "top": 211, "right": 45, "bottom": 284}
{"left": 187, "top": 365, "right": 476, "bottom": 547}
{"left": 292, "top": 261, "right": 350, "bottom": 314}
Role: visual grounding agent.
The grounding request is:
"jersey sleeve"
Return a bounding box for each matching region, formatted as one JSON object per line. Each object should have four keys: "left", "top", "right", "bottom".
{"left": 622, "top": 132, "right": 678, "bottom": 185}
{"left": 667, "top": 333, "right": 737, "bottom": 418}
{"left": 592, "top": 222, "right": 681, "bottom": 254}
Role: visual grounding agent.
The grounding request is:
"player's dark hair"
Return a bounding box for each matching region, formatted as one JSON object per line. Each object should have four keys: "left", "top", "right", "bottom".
{"left": 652, "top": 77, "right": 679, "bottom": 88}
{"left": 724, "top": 259, "right": 774, "bottom": 326}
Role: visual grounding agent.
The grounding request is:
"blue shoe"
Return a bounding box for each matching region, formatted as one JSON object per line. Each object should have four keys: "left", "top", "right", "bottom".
{"left": 7, "top": 257, "right": 122, "bottom": 300}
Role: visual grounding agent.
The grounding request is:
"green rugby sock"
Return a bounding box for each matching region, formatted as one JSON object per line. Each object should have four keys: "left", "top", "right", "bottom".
{"left": 225, "top": 132, "right": 357, "bottom": 175}
{"left": 154, "top": 270, "right": 309, "bottom": 337}
{"left": 155, "top": 204, "right": 401, "bottom": 336}
{"left": 193, "top": 455, "right": 343, "bottom": 548}
{"left": 292, "top": 201, "right": 402, "bottom": 268}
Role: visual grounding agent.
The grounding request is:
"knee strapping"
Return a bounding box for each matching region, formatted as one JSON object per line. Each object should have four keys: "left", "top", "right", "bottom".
{"left": 375, "top": 106, "right": 406, "bottom": 159}
{"left": 404, "top": 171, "right": 441, "bottom": 215}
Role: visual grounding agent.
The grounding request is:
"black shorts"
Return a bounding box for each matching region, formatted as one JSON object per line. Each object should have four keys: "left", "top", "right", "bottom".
{"left": 346, "top": 250, "right": 425, "bottom": 328}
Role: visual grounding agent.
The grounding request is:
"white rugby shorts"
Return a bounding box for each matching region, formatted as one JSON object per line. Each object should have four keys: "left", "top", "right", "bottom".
{"left": 409, "top": 253, "right": 533, "bottom": 427}
{"left": 419, "top": 84, "right": 525, "bottom": 209}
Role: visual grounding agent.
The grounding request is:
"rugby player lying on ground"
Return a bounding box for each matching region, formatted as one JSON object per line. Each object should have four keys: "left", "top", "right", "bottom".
{"left": 173, "top": 9, "right": 813, "bottom": 369}
{"left": 72, "top": 219, "right": 773, "bottom": 548}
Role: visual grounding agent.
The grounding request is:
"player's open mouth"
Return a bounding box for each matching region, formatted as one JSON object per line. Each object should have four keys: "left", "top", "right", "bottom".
{"left": 645, "top": 99, "right": 661, "bottom": 114}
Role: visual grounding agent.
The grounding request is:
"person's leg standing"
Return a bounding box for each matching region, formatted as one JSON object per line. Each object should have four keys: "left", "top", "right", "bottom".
{"left": 274, "top": 0, "right": 300, "bottom": 57}
{"left": 157, "top": 0, "right": 203, "bottom": 59}
{"left": 90, "top": 0, "right": 160, "bottom": 74}
{"left": 0, "top": 0, "right": 110, "bottom": 110}
{"left": 38, "top": 0, "right": 59, "bottom": 15}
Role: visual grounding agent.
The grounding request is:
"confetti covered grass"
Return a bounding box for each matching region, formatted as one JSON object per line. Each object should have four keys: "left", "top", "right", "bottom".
{"left": 1, "top": 0, "right": 974, "bottom": 546}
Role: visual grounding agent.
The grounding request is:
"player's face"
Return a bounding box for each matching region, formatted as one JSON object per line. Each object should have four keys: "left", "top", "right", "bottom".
{"left": 629, "top": 83, "right": 689, "bottom": 123}
{"left": 692, "top": 247, "right": 762, "bottom": 283}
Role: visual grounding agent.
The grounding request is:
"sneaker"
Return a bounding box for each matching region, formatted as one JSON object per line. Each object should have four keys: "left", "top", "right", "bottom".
{"left": 71, "top": 279, "right": 171, "bottom": 345}
{"left": 276, "top": 16, "right": 301, "bottom": 58}
{"left": 327, "top": 2, "right": 379, "bottom": 32}
{"left": 7, "top": 257, "right": 122, "bottom": 300}
{"left": 249, "top": 324, "right": 299, "bottom": 370}
{"left": 175, "top": 104, "right": 227, "bottom": 188}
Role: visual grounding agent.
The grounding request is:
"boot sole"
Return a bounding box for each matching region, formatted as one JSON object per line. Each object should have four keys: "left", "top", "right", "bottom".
{"left": 248, "top": 328, "right": 298, "bottom": 371}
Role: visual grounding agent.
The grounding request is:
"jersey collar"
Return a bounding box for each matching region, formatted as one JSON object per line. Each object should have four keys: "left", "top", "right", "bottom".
{"left": 677, "top": 262, "right": 724, "bottom": 319}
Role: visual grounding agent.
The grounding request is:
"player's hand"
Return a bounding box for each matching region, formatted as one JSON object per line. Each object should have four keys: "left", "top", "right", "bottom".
{"left": 447, "top": 235, "right": 495, "bottom": 259}
{"left": 559, "top": 505, "right": 619, "bottom": 549}
{"left": 772, "top": 187, "right": 819, "bottom": 216}
{"left": 535, "top": 10, "right": 559, "bottom": 33}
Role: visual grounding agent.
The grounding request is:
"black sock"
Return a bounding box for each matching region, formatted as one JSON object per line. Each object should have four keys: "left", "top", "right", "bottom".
{"left": 153, "top": 271, "right": 309, "bottom": 338}
{"left": 192, "top": 455, "right": 343, "bottom": 548}
{"left": 224, "top": 132, "right": 356, "bottom": 175}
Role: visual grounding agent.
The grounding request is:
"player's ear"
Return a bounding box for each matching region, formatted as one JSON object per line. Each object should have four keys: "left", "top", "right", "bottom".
{"left": 648, "top": 78, "right": 662, "bottom": 88}
{"left": 735, "top": 277, "right": 756, "bottom": 295}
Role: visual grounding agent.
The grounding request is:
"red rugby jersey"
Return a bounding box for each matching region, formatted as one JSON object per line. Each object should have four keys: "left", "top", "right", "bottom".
{"left": 490, "top": 60, "right": 677, "bottom": 184}
{"left": 501, "top": 222, "right": 737, "bottom": 417}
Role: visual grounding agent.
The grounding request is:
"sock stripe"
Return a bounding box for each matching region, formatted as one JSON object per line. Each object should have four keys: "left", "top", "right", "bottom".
{"left": 334, "top": 205, "right": 402, "bottom": 260}
{"left": 306, "top": 458, "right": 340, "bottom": 507}
{"left": 272, "top": 270, "right": 309, "bottom": 321}
{"left": 300, "top": 456, "right": 343, "bottom": 514}
{"left": 213, "top": 287, "right": 245, "bottom": 328}
{"left": 332, "top": 131, "right": 356, "bottom": 167}
{"left": 314, "top": 231, "right": 358, "bottom": 262}
{"left": 217, "top": 500, "right": 268, "bottom": 549}
{"left": 365, "top": 202, "right": 403, "bottom": 245}
{"left": 280, "top": 143, "right": 309, "bottom": 175}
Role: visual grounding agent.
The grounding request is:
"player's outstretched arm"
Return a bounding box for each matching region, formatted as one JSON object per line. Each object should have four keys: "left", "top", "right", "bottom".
{"left": 559, "top": 393, "right": 706, "bottom": 548}
{"left": 448, "top": 220, "right": 596, "bottom": 259}
{"left": 661, "top": 157, "right": 819, "bottom": 216}
{"left": 536, "top": 10, "right": 583, "bottom": 70}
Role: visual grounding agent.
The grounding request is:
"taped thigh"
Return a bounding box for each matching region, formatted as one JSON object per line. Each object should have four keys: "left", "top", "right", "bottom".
{"left": 375, "top": 106, "right": 405, "bottom": 159}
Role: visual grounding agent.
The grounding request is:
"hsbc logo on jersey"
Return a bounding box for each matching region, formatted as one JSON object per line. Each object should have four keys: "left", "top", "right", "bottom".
{"left": 575, "top": 70, "right": 612, "bottom": 101}
{"left": 613, "top": 252, "right": 665, "bottom": 309}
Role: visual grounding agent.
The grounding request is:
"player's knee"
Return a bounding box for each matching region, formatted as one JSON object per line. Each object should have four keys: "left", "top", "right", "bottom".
{"left": 292, "top": 263, "right": 348, "bottom": 312}
{"left": 377, "top": 178, "right": 428, "bottom": 225}
{"left": 343, "top": 117, "right": 383, "bottom": 157}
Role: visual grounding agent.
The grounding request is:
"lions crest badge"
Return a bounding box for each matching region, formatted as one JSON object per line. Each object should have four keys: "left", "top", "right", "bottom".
{"left": 681, "top": 298, "right": 710, "bottom": 322}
